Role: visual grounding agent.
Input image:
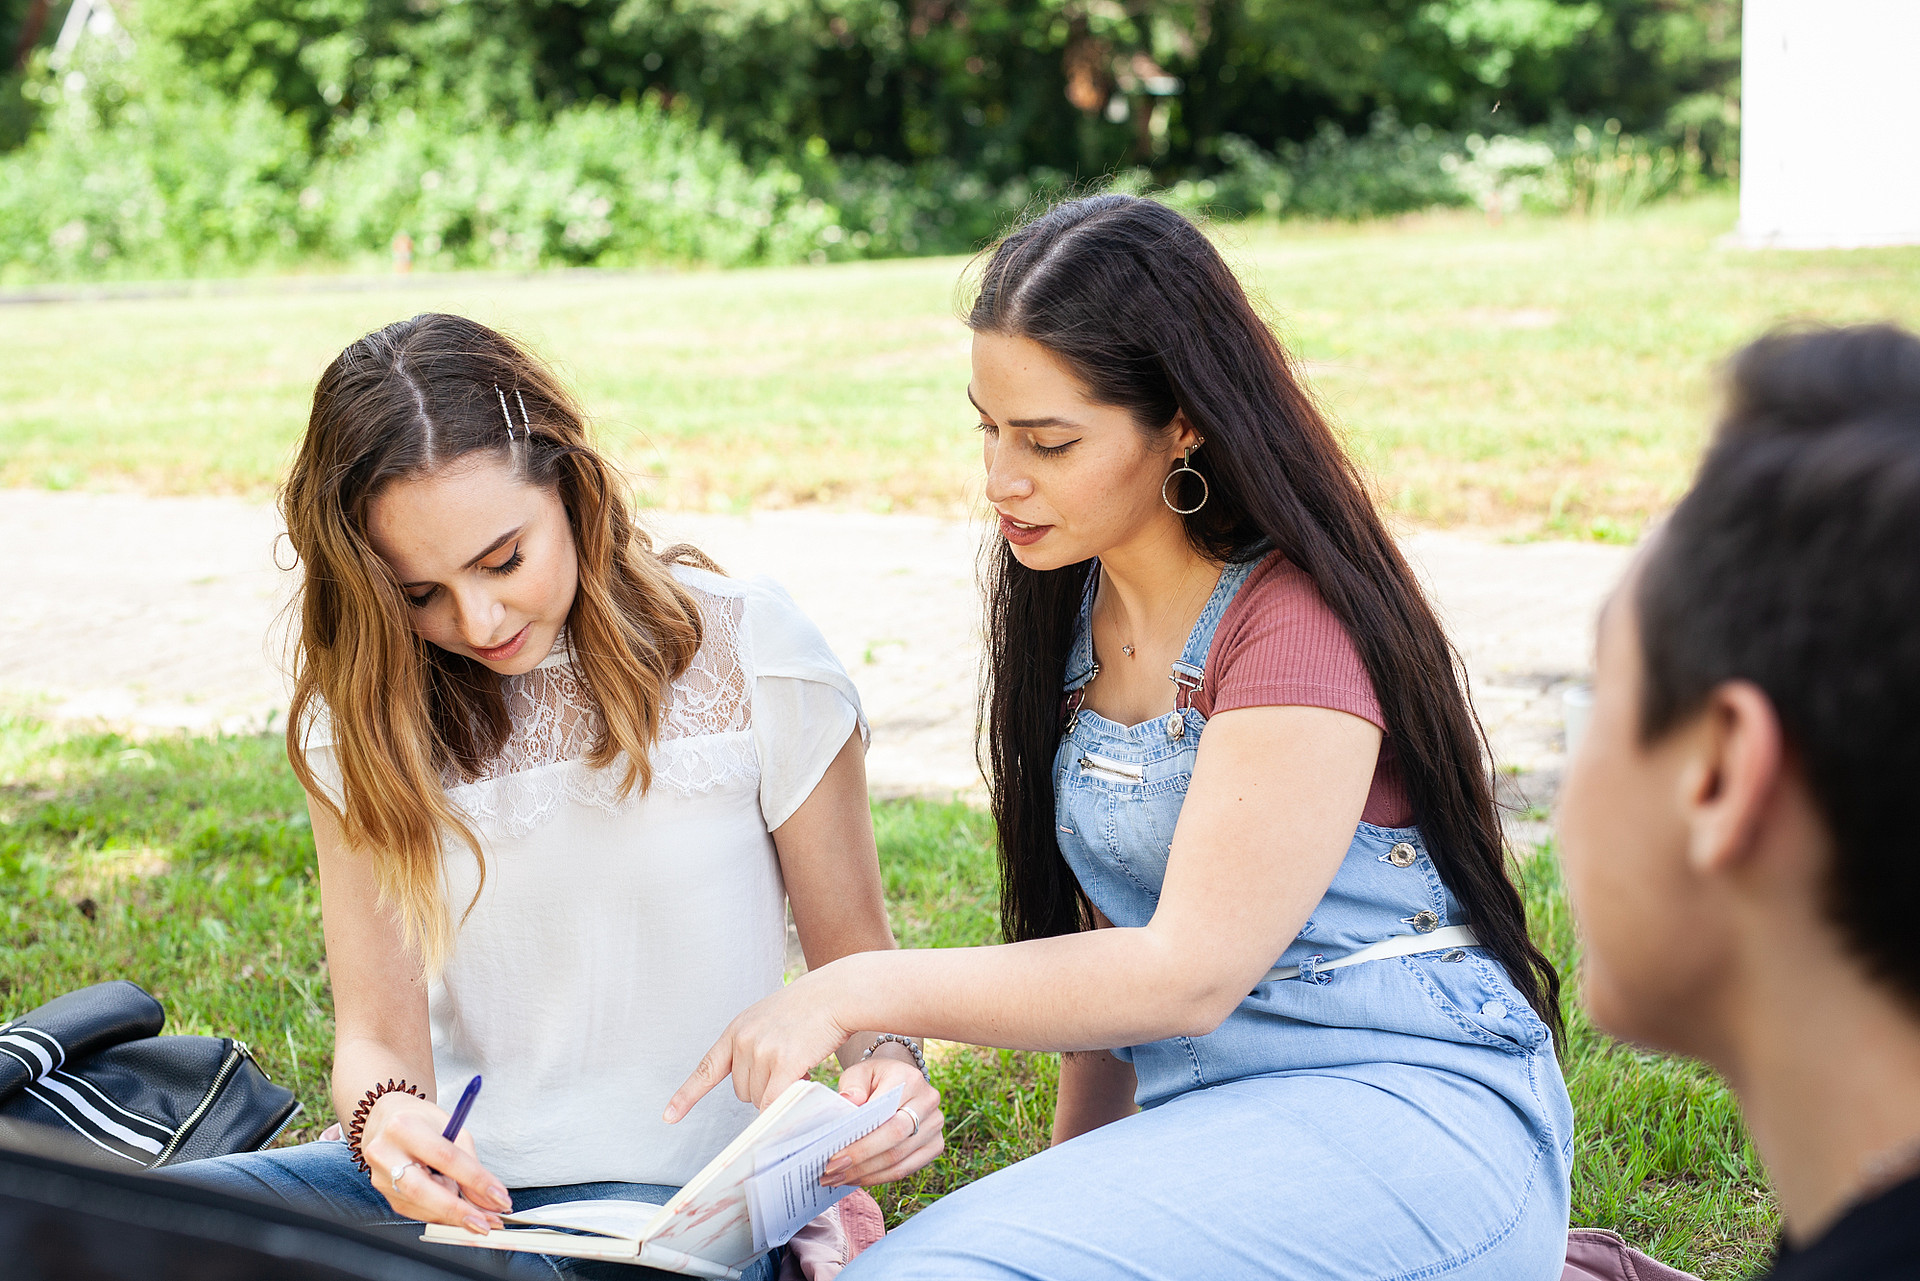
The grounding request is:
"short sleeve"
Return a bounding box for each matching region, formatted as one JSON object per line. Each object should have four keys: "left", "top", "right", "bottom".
{"left": 742, "top": 576, "right": 869, "bottom": 830}
{"left": 1200, "top": 556, "right": 1385, "bottom": 729}
{"left": 294, "top": 700, "right": 346, "bottom": 810}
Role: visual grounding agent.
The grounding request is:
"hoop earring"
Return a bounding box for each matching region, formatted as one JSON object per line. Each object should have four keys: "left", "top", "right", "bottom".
{"left": 1162, "top": 445, "right": 1209, "bottom": 515}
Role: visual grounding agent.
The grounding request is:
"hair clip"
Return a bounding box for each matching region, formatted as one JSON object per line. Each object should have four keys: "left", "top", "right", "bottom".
{"left": 492, "top": 386, "right": 536, "bottom": 442}
{"left": 494, "top": 385, "right": 516, "bottom": 441}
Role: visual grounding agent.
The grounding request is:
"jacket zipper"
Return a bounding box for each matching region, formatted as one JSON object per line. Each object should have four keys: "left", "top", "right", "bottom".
{"left": 153, "top": 1039, "right": 252, "bottom": 1166}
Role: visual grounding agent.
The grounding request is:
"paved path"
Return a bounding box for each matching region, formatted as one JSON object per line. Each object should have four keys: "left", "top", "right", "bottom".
{"left": 0, "top": 491, "right": 1632, "bottom": 828}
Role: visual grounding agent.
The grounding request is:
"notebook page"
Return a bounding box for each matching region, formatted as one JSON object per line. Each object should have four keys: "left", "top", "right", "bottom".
{"left": 745, "top": 1085, "right": 903, "bottom": 1251}
{"left": 503, "top": 1199, "right": 665, "bottom": 1239}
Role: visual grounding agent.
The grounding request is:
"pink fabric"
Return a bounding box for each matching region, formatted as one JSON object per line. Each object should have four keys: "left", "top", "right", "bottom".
{"left": 1194, "top": 554, "right": 1412, "bottom": 827}
{"left": 1562, "top": 1229, "right": 1703, "bottom": 1281}
{"left": 778, "top": 1190, "right": 885, "bottom": 1281}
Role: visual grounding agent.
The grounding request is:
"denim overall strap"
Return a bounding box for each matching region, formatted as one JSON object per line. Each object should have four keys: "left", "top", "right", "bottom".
{"left": 1062, "top": 564, "right": 1101, "bottom": 695}
{"left": 1065, "top": 558, "right": 1259, "bottom": 697}
{"left": 1170, "top": 558, "right": 1257, "bottom": 709}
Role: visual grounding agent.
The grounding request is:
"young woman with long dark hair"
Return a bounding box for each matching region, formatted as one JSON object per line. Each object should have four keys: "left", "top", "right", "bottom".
{"left": 667, "top": 195, "right": 1572, "bottom": 1277}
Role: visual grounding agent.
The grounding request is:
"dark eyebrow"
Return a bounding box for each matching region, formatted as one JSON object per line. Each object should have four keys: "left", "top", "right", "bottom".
{"left": 401, "top": 526, "right": 522, "bottom": 589}
{"left": 965, "top": 385, "right": 1086, "bottom": 431}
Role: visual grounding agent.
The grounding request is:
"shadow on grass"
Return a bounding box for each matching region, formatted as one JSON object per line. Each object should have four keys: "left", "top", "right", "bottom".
{"left": 0, "top": 717, "right": 1774, "bottom": 1277}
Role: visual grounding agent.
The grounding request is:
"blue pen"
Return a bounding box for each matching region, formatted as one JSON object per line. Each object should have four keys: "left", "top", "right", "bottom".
{"left": 442, "top": 1074, "right": 483, "bottom": 1142}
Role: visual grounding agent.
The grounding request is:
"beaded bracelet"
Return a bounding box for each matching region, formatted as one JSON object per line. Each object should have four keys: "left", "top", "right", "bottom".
{"left": 860, "top": 1033, "right": 930, "bottom": 1081}
{"left": 346, "top": 1078, "right": 426, "bottom": 1173}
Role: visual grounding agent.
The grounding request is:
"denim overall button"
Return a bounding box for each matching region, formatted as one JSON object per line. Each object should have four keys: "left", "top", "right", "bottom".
{"left": 1480, "top": 1001, "right": 1508, "bottom": 1020}
{"left": 1443, "top": 949, "right": 1467, "bottom": 962}
{"left": 1406, "top": 910, "right": 1441, "bottom": 933}
{"left": 1385, "top": 842, "right": 1417, "bottom": 867}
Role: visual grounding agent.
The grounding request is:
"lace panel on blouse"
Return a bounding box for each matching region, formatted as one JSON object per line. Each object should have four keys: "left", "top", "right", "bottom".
{"left": 445, "top": 586, "right": 756, "bottom": 838}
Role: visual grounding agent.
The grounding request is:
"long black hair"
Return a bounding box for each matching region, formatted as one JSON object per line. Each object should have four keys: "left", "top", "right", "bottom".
{"left": 972, "top": 194, "right": 1563, "bottom": 1039}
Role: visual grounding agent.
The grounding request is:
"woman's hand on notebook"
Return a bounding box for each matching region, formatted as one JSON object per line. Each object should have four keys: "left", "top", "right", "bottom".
{"left": 362, "top": 1090, "right": 513, "bottom": 1235}
{"left": 665, "top": 968, "right": 946, "bottom": 1187}
{"left": 820, "top": 1054, "right": 944, "bottom": 1188}
{"left": 666, "top": 969, "right": 855, "bottom": 1117}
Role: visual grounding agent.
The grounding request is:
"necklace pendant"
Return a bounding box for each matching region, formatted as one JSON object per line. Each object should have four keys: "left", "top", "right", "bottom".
{"left": 1122, "top": 644, "right": 1135, "bottom": 657}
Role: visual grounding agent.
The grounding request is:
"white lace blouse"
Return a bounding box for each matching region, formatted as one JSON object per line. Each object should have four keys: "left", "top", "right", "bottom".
{"left": 306, "top": 566, "right": 866, "bottom": 1188}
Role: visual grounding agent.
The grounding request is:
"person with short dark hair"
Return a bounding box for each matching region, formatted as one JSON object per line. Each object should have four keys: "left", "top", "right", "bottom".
{"left": 1558, "top": 323, "right": 1920, "bottom": 1280}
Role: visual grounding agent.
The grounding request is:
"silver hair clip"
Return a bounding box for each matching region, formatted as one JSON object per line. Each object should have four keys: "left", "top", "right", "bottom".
{"left": 493, "top": 385, "right": 535, "bottom": 442}
{"left": 494, "top": 385, "right": 516, "bottom": 441}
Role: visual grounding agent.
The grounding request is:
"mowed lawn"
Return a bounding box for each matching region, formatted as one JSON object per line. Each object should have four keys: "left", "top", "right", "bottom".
{"left": 0, "top": 712, "right": 1773, "bottom": 1278}
{"left": 5, "top": 194, "right": 1919, "bottom": 536}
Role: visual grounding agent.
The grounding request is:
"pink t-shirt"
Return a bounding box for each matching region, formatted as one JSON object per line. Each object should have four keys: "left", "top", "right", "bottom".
{"left": 1191, "top": 555, "right": 1413, "bottom": 828}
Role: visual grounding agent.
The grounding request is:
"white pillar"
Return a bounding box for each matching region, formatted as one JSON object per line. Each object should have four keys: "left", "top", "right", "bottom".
{"left": 1737, "top": 0, "right": 1920, "bottom": 249}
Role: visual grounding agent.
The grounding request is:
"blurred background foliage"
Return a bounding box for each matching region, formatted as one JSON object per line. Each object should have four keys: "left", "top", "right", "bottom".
{"left": 0, "top": 0, "right": 1740, "bottom": 281}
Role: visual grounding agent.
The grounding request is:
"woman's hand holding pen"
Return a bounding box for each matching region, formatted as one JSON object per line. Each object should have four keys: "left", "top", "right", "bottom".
{"left": 361, "top": 1092, "right": 512, "bottom": 1233}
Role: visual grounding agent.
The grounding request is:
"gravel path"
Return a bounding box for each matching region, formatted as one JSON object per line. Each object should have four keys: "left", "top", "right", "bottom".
{"left": 0, "top": 490, "right": 1632, "bottom": 831}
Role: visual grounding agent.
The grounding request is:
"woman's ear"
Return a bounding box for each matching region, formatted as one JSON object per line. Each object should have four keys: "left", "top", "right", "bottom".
{"left": 1681, "top": 680, "right": 1786, "bottom": 878}
{"left": 1169, "top": 411, "right": 1203, "bottom": 456}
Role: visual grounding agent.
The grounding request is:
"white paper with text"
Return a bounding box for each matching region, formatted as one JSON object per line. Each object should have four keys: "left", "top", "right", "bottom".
{"left": 745, "top": 1084, "right": 903, "bottom": 1251}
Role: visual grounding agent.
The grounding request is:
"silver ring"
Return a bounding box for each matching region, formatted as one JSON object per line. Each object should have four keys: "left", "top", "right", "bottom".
{"left": 389, "top": 1161, "right": 419, "bottom": 1189}
{"left": 899, "top": 1104, "right": 922, "bottom": 1138}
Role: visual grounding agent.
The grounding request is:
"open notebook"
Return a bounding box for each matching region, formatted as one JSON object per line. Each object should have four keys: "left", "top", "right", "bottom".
{"left": 422, "top": 1079, "right": 902, "bottom": 1278}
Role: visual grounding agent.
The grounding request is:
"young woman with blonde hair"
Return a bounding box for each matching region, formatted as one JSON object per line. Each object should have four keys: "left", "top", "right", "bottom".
{"left": 166, "top": 313, "right": 941, "bottom": 1277}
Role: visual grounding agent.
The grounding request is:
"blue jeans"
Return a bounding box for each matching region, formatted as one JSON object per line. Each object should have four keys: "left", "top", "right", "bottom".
{"left": 846, "top": 1062, "right": 1567, "bottom": 1280}
{"left": 162, "top": 1140, "right": 783, "bottom": 1281}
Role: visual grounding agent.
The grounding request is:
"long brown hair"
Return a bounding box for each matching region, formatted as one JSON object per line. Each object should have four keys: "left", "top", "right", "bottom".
{"left": 972, "top": 195, "right": 1563, "bottom": 1039}
{"left": 283, "top": 313, "right": 704, "bottom": 968}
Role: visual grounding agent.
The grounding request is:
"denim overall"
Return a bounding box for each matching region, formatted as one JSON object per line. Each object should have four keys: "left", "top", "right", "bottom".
{"left": 847, "top": 557, "right": 1574, "bottom": 1281}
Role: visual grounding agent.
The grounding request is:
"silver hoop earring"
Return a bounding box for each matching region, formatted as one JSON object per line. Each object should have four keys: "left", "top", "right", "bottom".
{"left": 1162, "top": 445, "right": 1209, "bottom": 515}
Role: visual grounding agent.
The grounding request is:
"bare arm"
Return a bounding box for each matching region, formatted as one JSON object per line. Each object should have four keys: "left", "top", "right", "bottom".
{"left": 1050, "top": 909, "right": 1137, "bottom": 1145}
{"left": 774, "top": 729, "right": 910, "bottom": 1067}
{"left": 1053, "top": 1051, "right": 1137, "bottom": 1145}
{"left": 670, "top": 705, "right": 1379, "bottom": 1112}
{"left": 310, "top": 792, "right": 511, "bottom": 1230}
{"left": 767, "top": 729, "right": 944, "bottom": 1187}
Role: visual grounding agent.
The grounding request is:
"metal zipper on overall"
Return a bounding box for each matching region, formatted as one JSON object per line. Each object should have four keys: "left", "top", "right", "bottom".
{"left": 1078, "top": 751, "right": 1147, "bottom": 785}
{"left": 153, "top": 1039, "right": 255, "bottom": 1166}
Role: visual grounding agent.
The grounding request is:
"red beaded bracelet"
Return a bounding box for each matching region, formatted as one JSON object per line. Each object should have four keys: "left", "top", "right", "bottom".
{"left": 346, "top": 1078, "right": 426, "bottom": 1174}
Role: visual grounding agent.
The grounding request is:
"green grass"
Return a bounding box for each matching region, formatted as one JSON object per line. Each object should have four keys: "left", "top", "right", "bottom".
{"left": 0, "top": 712, "right": 1773, "bottom": 1276}
{"left": 5, "top": 195, "right": 1919, "bottom": 535}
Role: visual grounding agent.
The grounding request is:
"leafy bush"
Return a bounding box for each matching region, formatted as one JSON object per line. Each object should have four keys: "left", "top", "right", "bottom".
{"left": 0, "top": 13, "right": 1725, "bottom": 286}
{"left": 0, "top": 41, "right": 941, "bottom": 282}
{"left": 0, "top": 45, "right": 311, "bottom": 280}
{"left": 310, "top": 99, "right": 837, "bottom": 271}
{"left": 1530, "top": 121, "right": 1707, "bottom": 216}
{"left": 817, "top": 155, "right": 1080, "bottom": 261}
{"left": 1284, "top": 115, "right": 1471, "bottom": 220}
{"left": 131, "top": 0, "right": 1740, "bottom": 187}
{"left": 1207, "top": 111, "right": 1711, "bottom": 224}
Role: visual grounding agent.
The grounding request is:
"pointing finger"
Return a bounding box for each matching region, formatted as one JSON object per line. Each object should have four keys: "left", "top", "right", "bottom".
{"left": 665, "top": 1042, "right": 733, "bottom": 1123}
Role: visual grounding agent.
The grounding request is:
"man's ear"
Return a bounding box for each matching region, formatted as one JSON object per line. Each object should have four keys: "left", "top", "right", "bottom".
{"left": 1679, "top": 680, "right": 1786, "bottom": 876}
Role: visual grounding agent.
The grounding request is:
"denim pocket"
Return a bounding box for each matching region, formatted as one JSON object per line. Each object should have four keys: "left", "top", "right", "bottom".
{"left": 1103, "top": 773, "right": 1190, "bottom": 897}
{"left": 1407, "top": 953, "right": 1550, "bottom": 1054}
